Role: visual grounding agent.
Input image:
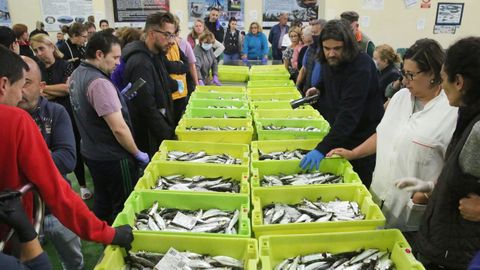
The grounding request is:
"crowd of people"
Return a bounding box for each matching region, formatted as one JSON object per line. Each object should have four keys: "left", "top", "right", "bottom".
{"left": 0, "top": 8, "right": 479, "bottom": 270}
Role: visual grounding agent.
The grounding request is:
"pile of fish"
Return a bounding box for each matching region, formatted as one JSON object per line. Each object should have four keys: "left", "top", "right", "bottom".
{"left": 125, "top": 249, "right": 244, "bottom": 269}
{"left": 204, "top": 113, "right": 246, "bottom": 119}
{"left": 258, "top": 149, "right": 309, "bottom": 161}
{"left": 186, "top": 126, "right": 247, "bottom": 131}
{"left": 275, "top": 249, "right": 395, "bottom": 270}
{"left": 263, "top": 198, "right": 364, "bottom": 224}
{"left": 167, "top": 151, "right": 242, "bottom": 165}
{"left": 262, "top": 172, "right": 343, "bottom": 186}
{"left": 207, "top": 105, "right": 244, "bottom": 109}
{"left": 263, "top": 125, "right": 321, "bottom": 132}
{"left": 152, "top": 174, "right": 241, "bottom": 193}
{"left": 217, "top": 97, "right": 242, "bottom": 101}
{"left": 134, "top": 202, "right": 240, "bottom": 234}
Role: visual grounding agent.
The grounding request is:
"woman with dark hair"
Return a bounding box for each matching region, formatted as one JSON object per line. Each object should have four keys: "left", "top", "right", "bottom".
{"left": 222, "top": 17, "right": 242, "bottom": 62}
{"left": 328, "top": 38, "right": 458, "bottom": 235}
{"left": 58, "top": 22, "right": 87, "bottom": 68}
{"left": 396, "top": 37, "right": 480, "bottom": 269}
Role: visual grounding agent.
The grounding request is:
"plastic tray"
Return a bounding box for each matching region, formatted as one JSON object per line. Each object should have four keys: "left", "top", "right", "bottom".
{"left": 95, "top": 233, "right": 258, "bottom": 270}
{"left": 259, "top": 229, "right": 425, "bottom": 270}
{"left": 190, "top": 91, "right": 247, "bottom": 101}
{"left": 250, "top": 65, "right": 287, "bottom": 72}
{"left": 255, "top": 119, "right": 330, "bottom": 141}
{"left": 219, "top": 72, "right": 249, "bottom": 82}
{"left": 185, "top": 107, "right": 252, "bottom": 119}
{"left": 176, "top": 118, "right": 254, "bottom": 144}
{"left": 248, "top": 92, "right": 302, "bottom": 102}
{"left": 247, "top": 87, "right": 299, "bottom": 95}
{"left": 250, "top": 159, "right": 362, "bottom": 188}
{"left": 188, "top": 99, "right": 249, "bottom": 110}
{"left": 253, "top": 109, "right": 322, "bottom": 120}
{"left": 195, "top": 85, "right": 246, "bottom": 93}
{"left": 136, "top": 161, "right": 249, "bottom": 194}
{"left": 251, "top": 185, "right": 385, "bottom": 237}
{"left": 155, "top": 140, "right": 250, "bottom": 166}
{"left": 247, "top": 80, "right": 295, "bottom": 88}
{"left": 249, "top": 73, "right": 290, "bottom": 81}
{"left": 114, "top": 190, "right": 251, "bottom": 238}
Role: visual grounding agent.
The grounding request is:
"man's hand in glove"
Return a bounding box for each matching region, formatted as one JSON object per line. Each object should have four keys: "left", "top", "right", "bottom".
{"left": 394, "top": 177, "right": 434, "bottom": 193}
{"left": 0, "top": 194, "right": 37, "bottom": 243}
{"left": 111, "top": 224, "right": 134, "bottom": 250}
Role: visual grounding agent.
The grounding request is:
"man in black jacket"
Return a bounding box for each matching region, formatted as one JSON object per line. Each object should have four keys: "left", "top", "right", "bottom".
{"left": 300, "top": 19, "right": 384, "bottom": 187}
{"left": 204, "top": 7, "right": 224, "bottom": 43}
{"left": 122, "top": 11, "right": 179, "bottom": 157}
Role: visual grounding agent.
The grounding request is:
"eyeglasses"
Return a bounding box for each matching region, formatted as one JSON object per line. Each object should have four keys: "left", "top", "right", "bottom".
{"left": 401, "top": 70, "right": 423, "bottom": 81}
{"left": 152, "top": 29, "right": 176, "bottom": 40}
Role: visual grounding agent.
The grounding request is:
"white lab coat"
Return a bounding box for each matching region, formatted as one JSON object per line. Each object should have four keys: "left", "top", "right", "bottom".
{"left": 370, "top": 88, "right": 458, "bottom": 231}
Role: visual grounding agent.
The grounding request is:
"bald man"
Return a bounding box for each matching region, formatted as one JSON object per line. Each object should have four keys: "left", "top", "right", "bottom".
{"left": 18, "top": 56, "right": 84, "bottom": 269}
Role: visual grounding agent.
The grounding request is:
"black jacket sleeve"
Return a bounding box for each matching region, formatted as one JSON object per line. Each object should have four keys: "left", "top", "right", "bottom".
{"left": 164, "top": 50, "right": 189, "bottom": 75}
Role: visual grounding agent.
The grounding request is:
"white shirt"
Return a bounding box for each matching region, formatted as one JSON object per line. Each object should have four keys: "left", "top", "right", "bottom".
{"left": 370, "top": 88, "right": 458, "bottom": 231}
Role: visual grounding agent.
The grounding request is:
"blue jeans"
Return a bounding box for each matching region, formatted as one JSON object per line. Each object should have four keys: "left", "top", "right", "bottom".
{"left": 44, "top": 215, "right": 84, "bottom": 270}
{"left": 223, "top": 53, "right": 240, "bottom": 62}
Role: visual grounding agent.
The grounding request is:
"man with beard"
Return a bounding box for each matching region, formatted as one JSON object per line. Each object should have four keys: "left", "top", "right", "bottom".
{"left": 121, "top": 11, "right": 179, "bottom": 157}
{"left": 300, "top": 20, "right": 384, "bottom": 188}
{"left": 204, "top": 7, "right": 225, "bottom": 43}
{"left": 69, "top": 32, "right": 149, "bottom": 224}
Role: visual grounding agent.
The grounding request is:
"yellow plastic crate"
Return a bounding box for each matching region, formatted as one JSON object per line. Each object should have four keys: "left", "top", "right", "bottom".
{"left": 155, "top": 140, "right": 250, "bottom": 166}
{"left": 136, "top": 161, "right": 249, "bottom": 194}
{"left": 114, "top": 190, "right": 251, "bottom": 238}
{"left": 190, "top": 91, "right": 247, "bottom": 101}
{"left": 185, "top": 107, "right": 252, "bottom": 119}
{"left": 248, "top": 92, "right": 302, "bottom": 102}
{"left": 259, "top": 229, "right": 425, "bottom": 270}
{"left": 251, "top": 185, "right": 385, "bottom": 237}
{"left": 176, "top": 118, "right": 254, "bottom": 144}
{"left": 187, "top": 99, "right": 249, "bottom": 110}
{"left": 255, "top": 118, "right": 330, "bottom": 140}
{"left": 195, "top": 85, "right": 246, "bottom": 93}
{"left": 95, "top": 233, "right": 258, "bottom": 270}
{"left": 247, "top": 80, "right": 295, "bottom": 88}
{"left": 250, "top": 158, "right": 362, "bottom": 188}
{"left": 247, "top": 87, "right": 299, "bottom": 95}
{"left": 253, "top": 109, "right": 322, "bottom": 120}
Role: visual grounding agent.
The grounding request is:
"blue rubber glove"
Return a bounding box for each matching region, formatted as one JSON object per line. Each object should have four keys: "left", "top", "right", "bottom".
{"left": 212, "top": 75, "right": 222, "bottom": 86}
{"left": 261, "top": 57, "right": 268, "bottom": 64}
{"left": 120, "top": 82, "right": 137, "bottom": 100}
{"left": 134, "top": 151, "right": 150, "bottom": 167}
{"left": 198, "top": 80, "right": 205, "bottom": 86}
{"left": 242, "top": 58, "right": 248, "bottom": 64}
{"left": 176, "top": 80, "right": 184, "bottom": 94}
{"left": 299, "top": 149, "right": 325, "bottom": 171}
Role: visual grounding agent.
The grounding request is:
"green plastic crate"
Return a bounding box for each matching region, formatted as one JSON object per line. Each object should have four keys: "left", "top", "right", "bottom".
{"left": 248, "top": 92, "right": 302, "bottom": 102}
{"left": 250, "top": 158, "right": 362, "bottom": 188}
{"left": 259, "top": 229, "right": 425, "bottom": 270}
{"left": 253, "top": 109, "right": 322, "bottom": 120}
{"left": 187, "top": 99, "right": 249, "bottom": 110}
{"left": 250, "top": 65, "right": 287, "bottom": 72}
{"left": 195, "top": 85, "right": 246, "bottom": 93}
{"left": 136, "top": 161, "right": 250, "bottom": 194}
{"left": 155, "top": 140, "right": 250, "bottom": 166}
{"left": 219, "top": 72, "right": 249, "bottom": 82}
{"left": 95, "top": 233, "right": 258, "bottom": 270}
{"left": 190, "top": 91, "right": 247, "bottom": 101}
{"left": 255, "top": 119, "right": 330, "bottom": 140}
{"left": 247, "top": 80, "right": 295, "bottom": 88}
{"left": 176, "top": 118, "right": 254, "bottom": 144}
{"left": 249, "top": 73, "right": 291, "bottom": 81}
{"left": 114, "top": 190, "right": 251, "bottom": 237}
{"left": 247, "top": 87, "right": 299, "bottom": 95}
{"left": 185, "top": 107, "right": 252, "bottom": 119}
{"left": 251, "top": 185, "right": 385, "bottom": 237}
{"left": 250, "top": 101, "right": 293, "bottom": 110}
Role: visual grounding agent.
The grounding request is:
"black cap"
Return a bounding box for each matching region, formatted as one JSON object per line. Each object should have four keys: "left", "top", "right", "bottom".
{"left": 0, "top": 26, "right": 16, "bottom": 48}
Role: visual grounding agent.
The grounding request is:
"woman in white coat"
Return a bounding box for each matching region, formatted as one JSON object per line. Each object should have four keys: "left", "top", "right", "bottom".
{"left": 327, "top": 39, "right": 458, "bottom": 233}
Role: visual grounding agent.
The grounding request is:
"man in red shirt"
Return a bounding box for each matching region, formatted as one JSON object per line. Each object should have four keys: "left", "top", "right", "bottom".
{"left": 0, "top": 45, "right": 133, "bottom": 251}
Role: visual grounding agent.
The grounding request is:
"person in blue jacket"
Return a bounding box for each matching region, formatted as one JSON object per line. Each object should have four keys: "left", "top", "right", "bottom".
{"left": 268, "top": 12, "right": 289, "bottom": 61}
{"left": 241, "top": 22, "right": 269, "bottom": 63}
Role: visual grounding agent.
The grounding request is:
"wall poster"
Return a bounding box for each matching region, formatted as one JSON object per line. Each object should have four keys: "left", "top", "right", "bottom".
{"left": 0, "top": 0, "right": 11, "bottom": 27}
{"left": 435, "top": 2, "right": 464, "bottom": 25}
{"left": 40, "top": 0, "right": 93, "bottom": 31}
{"left": 188, "top": 0, "right": 245, "bottom": 30}
{"left": 113, "top": 0, "right": 170, "bottom": 27}
{"left": 263, "top": 0, "right": 318, "bottom": 28}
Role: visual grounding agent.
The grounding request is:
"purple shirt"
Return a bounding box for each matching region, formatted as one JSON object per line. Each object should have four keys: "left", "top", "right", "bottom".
{"left": 86, "top": 78, "right": 121, "bottom": 117}
{"left": 178, "top": 38, "right": 196, "bottom": 64}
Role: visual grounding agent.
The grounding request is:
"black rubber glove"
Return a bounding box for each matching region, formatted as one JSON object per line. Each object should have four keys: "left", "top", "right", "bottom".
{"left": 0, "top": 194, "right": 37, "bottom": 243}
{"left": 111, "top": 224, "right": 133, "bottom": 250}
